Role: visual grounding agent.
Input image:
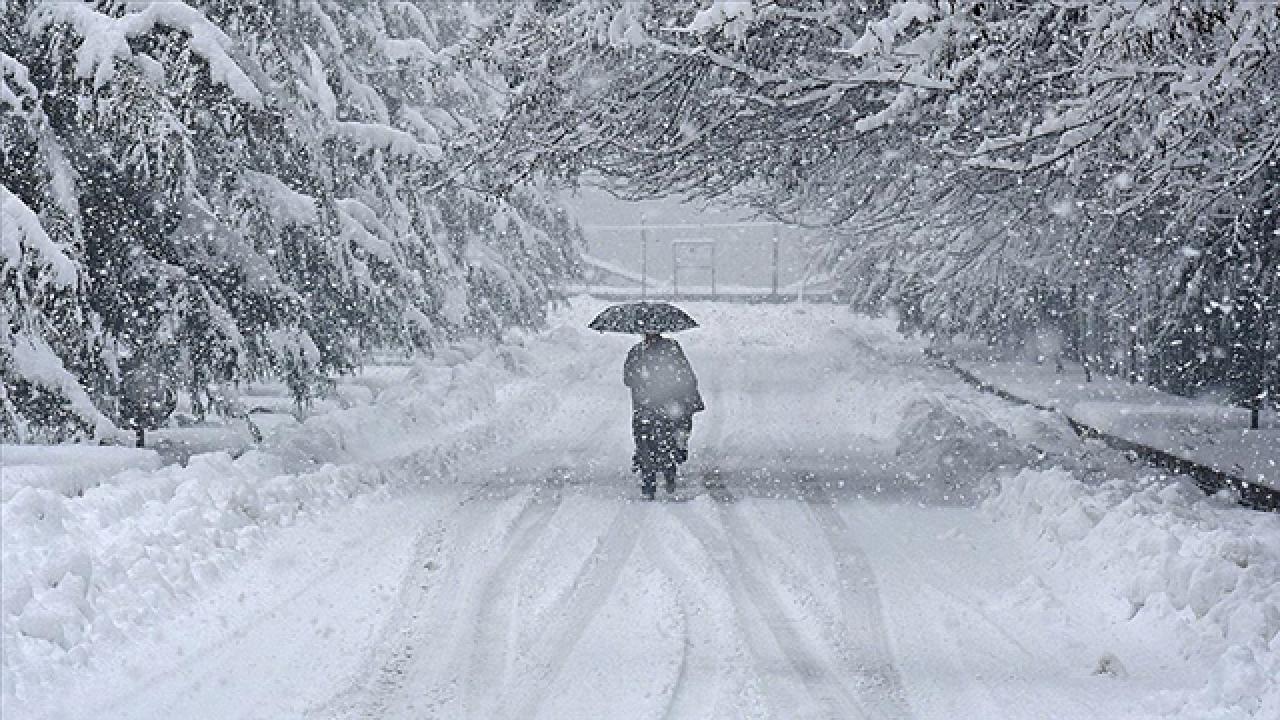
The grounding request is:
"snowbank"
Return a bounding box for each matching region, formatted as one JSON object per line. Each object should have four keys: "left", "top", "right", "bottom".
{"left": 985, "top": 468, "right": 1280, "bottom": 719}
{"left": 0, "top": 322, "right": 595, "bottom": 708}
{"left": 0, "top": 445, "right": 160, "bottom": 503}
{"left": 892, "top": 396, "right": 1032, "bottom": 493}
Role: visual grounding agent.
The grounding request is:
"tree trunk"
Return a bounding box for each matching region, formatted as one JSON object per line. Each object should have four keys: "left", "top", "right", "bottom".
{"left": 1128, "top": 323, "right": 1138, "bottom": 384}
{"left": 1253, "top": 290, "right": 1271, "bottom": 431}
{"left": 1081, "top": 294, "right": 1092, "bottom": 383}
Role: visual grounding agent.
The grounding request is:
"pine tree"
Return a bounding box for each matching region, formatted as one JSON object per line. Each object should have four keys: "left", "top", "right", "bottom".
{"left": 2, "top": 1, "right": 582, "bottom": 440}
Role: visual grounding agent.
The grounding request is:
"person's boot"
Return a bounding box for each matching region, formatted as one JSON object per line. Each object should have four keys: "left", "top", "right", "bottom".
{"left": 641, "top": 472, "right": 656, "bottom": 500}
{"left": 664, "top": 467, "right": 677, "bottom": 494}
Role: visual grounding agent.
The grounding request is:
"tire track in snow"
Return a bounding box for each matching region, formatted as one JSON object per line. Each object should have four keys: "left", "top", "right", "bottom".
{"left": 459, "top": 486, "right": 568, "bottom": 718}
{"left": 325, "top": 330, "right": 630, "bottom": 719}
{"left": 650, "top": 535, "right": 696, "bottom": 720}
{"left": 800, "top": 478, "right": 914, "bottom": 720}
{"left": 333, "top": 483, "right": 555, "bottom": 719}
{"left": 644, "top": 510, "right": 765, "bottom": 720}
{"left": 725, "top": 500, "right": 897, "bottom": 719}
{"left": 506, "top": 503, "right": 644, "bottom": 719}
{"left": 670, "top": 502, "right": 866, "bottom": 719}
{"left": 739, "top": 343, "right": 911, "bottom": 720}
{"left": 318, "top": 500, "right": 462, "bottom": 720}
{"left": 664, "top": 504, "right": 796, "bottom": 718}
{"left": 316, "top": 482, "right": 511, "bottom": 719}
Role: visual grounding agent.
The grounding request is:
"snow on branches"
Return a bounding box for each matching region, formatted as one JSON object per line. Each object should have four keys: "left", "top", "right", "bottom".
{"left": 28, "top": 1, "right": 263, "bottom": 106}
{"left": 488, "top": 0, "right": 1277, "bottom": 411}
{"left": 2, "top": 2, "right": 581, "bottom": 441}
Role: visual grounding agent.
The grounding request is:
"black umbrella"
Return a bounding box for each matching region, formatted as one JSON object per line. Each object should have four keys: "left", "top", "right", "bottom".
{"left": 588, "top": 301, "right": 698, "bottom": 334}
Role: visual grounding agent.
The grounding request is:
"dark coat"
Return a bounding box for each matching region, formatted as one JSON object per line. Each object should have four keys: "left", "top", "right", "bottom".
{"left": 623, "top": 336, "right": 703, "bottom": 419}
{"left": 624, "top": 336, "right": 703, "bottom": 474}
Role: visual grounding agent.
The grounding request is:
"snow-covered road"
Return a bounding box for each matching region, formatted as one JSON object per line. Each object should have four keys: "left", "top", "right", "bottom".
{"left": 9, "top": 302, "right": 1277, "bottom": 720}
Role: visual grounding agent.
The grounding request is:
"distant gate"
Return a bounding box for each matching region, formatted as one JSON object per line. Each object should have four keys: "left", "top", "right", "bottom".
{"left": 672, "top": 239, "right": 716, "bottom": 297}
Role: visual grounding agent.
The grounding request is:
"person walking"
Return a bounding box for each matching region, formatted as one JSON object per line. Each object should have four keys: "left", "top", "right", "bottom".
{"left": 624, "top": 332, "right": 703, "bottom": 499}
{"left": 588, "top": 301, "right": 703, "bottom": 500}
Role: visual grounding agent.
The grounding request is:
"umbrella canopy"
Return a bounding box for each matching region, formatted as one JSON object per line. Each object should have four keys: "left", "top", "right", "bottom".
{"left": 588, "top": 302, "right": 698, "bottom": 334}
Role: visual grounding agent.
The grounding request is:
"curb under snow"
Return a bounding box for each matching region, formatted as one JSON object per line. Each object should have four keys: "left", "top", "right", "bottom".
{"left": 929, "top": 351, "right": 1279, "bottom": 512}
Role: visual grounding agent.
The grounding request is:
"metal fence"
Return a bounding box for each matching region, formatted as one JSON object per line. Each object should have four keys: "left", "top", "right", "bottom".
{"left": 577, "top": 220, "right": 832, "bottom": 300}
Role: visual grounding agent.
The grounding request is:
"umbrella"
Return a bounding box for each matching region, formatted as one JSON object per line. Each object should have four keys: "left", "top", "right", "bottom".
{"left": 588, "top": 301, "right": 698, "bottom": 334}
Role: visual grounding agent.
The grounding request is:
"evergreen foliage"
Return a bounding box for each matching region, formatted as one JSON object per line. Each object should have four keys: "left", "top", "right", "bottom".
{"left": 2, "top": 1, "right": 581, "bottom": 441}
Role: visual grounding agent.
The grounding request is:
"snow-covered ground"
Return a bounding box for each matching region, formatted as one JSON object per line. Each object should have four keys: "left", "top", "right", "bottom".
{"left": 3, "top": 299, "right": 1276, "bottom": 719}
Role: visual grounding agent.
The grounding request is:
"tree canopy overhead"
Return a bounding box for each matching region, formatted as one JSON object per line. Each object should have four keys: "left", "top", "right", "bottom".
{"left": 3, "top": 1, "right": 1277, "bottom": 440}
{"left": 486, "top": 0, "right": 1278, "bottom": 413}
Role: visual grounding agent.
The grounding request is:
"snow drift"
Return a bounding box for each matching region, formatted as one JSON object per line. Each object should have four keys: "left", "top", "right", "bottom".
{"left": 985, "top": 469, "right": 1280, "bottom": 718}
{"left": 0, "top": 324, "right": 587, "bottom": 706}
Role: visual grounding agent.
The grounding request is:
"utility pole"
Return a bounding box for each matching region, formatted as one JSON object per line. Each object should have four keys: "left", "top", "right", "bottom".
{"left": 672, "top": 241, "right": 679, "bottom": 298}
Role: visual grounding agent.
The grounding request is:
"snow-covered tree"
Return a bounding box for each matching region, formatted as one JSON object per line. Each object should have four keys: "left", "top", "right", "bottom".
{"left": 2, "top": 43, "right": 111, "bottom": 441}
{"left": 488, "top": 0, "right": 1278, "bottom": 414}
{"left": 2, "top": 0, "right": 581, "bottom": 440}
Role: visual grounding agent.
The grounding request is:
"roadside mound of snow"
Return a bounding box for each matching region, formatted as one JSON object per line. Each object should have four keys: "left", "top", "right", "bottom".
{"left": 890, "top": 396, "right": 1034, "bottom": 502}
{"left": 985, "top": 468, "right": 1280, "bottom": 719}
{"left": 0, "top": 321, "right": 603, "bottom": 709}
{"left": 0, "top": 446, "right": 160, "bottom": 502}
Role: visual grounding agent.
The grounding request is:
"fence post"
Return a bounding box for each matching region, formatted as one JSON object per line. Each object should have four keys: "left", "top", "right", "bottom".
{"left": 672, "top": 240, "right": 679, "bottom": 298}
{"left": 640, "top": 214, "right": 648, "bottom": 299}
{"left": 711, "top": 241, "right": 717, "bottom": 299}
{"left": 771, "top": 235, "right": 779, "bottom": 297}
{"left": 797, "top": 234, "right": 812, "bottom": 303}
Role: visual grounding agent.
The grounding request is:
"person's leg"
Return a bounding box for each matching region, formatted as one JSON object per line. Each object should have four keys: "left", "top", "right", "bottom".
{"left": 646, "top": 415, "right": 678, "bottom": 493}
{"left": 634, "top": 409, "right": 659, "bottom": 498}
{"left": 674, "top": 414, "right": 692, "bottom": 465}
{"left": 641, "top": 470, "right": 657, "bottom": 500}
{"left": 633, "top": 408, "right": 652, "bottom": 471}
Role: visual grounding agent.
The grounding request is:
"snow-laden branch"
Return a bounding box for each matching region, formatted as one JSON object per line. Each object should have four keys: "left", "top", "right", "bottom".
{"left": 0, "top": 186, "right": 77, "bottom": 290}
{"left": 333, "top": 121, "right": 445, "bottom": 162}
{"left": 29, "top": 1, "right": 263, "bottom": 107}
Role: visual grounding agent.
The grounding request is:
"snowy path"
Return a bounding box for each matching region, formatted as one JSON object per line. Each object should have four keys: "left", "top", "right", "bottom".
{"left": 18, "top": 303, "right": 1267, "bottom": 720}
